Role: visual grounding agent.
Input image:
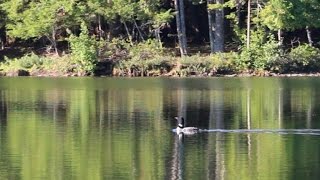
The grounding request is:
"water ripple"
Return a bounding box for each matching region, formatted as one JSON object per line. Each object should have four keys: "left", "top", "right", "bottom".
{"left": 201, "top": 129, "right": 320, "bottom": 135}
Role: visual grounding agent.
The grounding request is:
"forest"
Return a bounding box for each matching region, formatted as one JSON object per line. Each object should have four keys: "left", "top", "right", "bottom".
{"left": 1, "top": 0, "right": 320, "bottom": 76}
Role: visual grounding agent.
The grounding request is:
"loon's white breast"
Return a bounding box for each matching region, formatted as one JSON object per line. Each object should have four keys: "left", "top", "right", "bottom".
{"left": 176, "top": 126, "right": 199, "bottom": 135}
{"left": 175, "top": 116, "right": 199, "bottom": 135}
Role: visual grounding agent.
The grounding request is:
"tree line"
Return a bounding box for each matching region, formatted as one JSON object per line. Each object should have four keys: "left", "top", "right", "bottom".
{"left": 1, "top": 0, "right": 320, "bottom": 76}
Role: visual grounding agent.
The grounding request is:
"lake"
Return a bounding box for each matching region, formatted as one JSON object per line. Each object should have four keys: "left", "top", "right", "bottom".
{"left": 0, "top": 77, "right": 320, "bottom": 180}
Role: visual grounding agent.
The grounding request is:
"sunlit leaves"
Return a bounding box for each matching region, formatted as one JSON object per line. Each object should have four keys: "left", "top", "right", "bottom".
{"left": 208, "top": 0, "right": 235, "bottom": 10}
{"left": 260, "top": 0, "right": 295, "bottom": 30}
{"left": 152, "top": 9, "right": 174, "bottom": 28}
{"left": 68, "top": 22, "right": 98, "bottom": 75}
{"left": 2, "top": 0, "right": 73, "bottom": 39}
{"left": 260, "top": 0, "right": 320, "bottom": 30}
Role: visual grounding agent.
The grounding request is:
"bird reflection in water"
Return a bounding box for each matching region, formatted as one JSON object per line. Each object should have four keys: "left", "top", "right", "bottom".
{"left": 170, "top": 132, "right": 185, "bottom": 180}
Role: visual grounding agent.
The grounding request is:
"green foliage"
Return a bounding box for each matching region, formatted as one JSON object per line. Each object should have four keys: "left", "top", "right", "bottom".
{"left": 2, "top": 0, "right": 72, "bottom": 39}
{"left": 152, "top": 9, "right": 174, "bottom": 28}
{"left": 208, "top": 0, "right": 235, "bottom": 10}
{"left": 260, "top": 0, "right": 320, "bottom": 31}
{"left": 0, "top": 53, "right": 81, "bottom": 76}
{"left": 289, "top": 44, "right": 319, "bottom": 65}
{"left": 0, "top": 53, "right": 43, "bottom": 71}
{"left": 211, "top": 52, "right": 239, "bottom": 73}
{"left": 270, "top": 44, "right": 320, "bottom": 73}
{"left": 0, "top": 7, "right": 5, "bottom": 28}
{"left": 114, "top": 39, "right": 172, "bottom": 76}
{"left": 208, "top": 3, "right": 224, "bottom": 10}
{"left": 2, "top": 0, "right": 320, "bottom": 77}
{"left": 0, "top": 57, "right": 23, "bottom": 73}
{"left": 260, "top": 0, "right": 295, "bottom": 30}
{"left": 238, "top": 30, "right": 280, "bottom": 71}
{"left": 111, "top": 0, "right": 140, "bottom": 22}
{"left": 178, "top": 52, "right": 239, "bottom": 76}
{"left": 18, "top": 53, "right": 44, "bottom": 69}
{"left": 179, "top": 54, "right": 212, "bottom": 76}
{"left": 87, "top": 0, "right": 112, "bottom": 18}
{"left": 68, "top": 22, "right": 98, "bottom": 75}
{"left": 129, "top": 39, "right": 163, "bottom": 60}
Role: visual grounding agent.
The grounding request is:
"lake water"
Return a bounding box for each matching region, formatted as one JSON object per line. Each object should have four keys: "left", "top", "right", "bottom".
{"left": 0, "top": 77, "right": 320, "bottom": 180}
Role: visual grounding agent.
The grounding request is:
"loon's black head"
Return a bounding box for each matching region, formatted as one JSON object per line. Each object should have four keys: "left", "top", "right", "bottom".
{"left": 175, "top": 116, "right": 185, "bottom": 128}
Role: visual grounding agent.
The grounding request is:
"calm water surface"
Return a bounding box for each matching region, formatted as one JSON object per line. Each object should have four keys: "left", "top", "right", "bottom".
{"left": 0, "top": 77, "right": 320, "bottom": 180}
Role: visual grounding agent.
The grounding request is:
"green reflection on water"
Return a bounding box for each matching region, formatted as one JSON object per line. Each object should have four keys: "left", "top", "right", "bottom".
{"left": 0, "top": 77, "right": 320, "bottom": 180}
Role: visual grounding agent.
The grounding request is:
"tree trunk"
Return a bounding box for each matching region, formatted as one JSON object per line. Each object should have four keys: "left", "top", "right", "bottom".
{"left": 207, "top": 0, "right": 215, "bottom": 53}
{"left": 134, "top": 20, "right": 144, "bottom": 41}
{"left": 123, "top": 22, "right": 133, "bottom": 45}
{"left": 174, "top": 0, "right": 182, "bottom": 55}
{"left": 277, "top": 29, "right": 283, "bottom": 46}
{"left": 179, "top": 0, "right": 187, "bottom": 55}
{"left": 306, "top": 26, "right": 313, "bottom": 46}
{"left": 0, "top": 38, "right": 3, "bottom": 50}
{"left": 246, "top": 0, "right": 251, "bottom": 48}
{"left": 236, "top": 0, "right": 241, "bottom": 27}
{"left": 155, "top": 28, "right": 162, "bottom": 48}
{"left": 214, "top": 0, "right": 224, "bottom": 52}
{"left": 98, "top": 15, "right": 103, "bottom": 40}
{"left": 51, "top": 28, "right": 58, "bottom": 55}
{"left": 174, "top": 0, "right": 187, "bottom": 56}
{"left": 0, "top": 29, "right": 4, "bottom": 50}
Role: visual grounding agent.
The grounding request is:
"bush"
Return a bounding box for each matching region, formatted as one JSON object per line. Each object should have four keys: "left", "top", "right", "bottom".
{"left": 0, "top": 53, "right": 44, "bottom": 72}
{"left": 269, "top": 44, "right": 320, "bottom": 73}
{"left": 238, "top": 32, "right": 280, "bottom": 71}
{"left": 289, "top": 44, "right": 320, "bottom": 72}
{"left": 39, "top": 55, "right": 77, "bottom": 75}
{"left": 0, "top": 57, "right": 22, "bottom": 73}
{"left": 0, "top": 53, "right": 80, "bottom": 76}
{"left": 68, "top": 22, "right": 98, "bottom": 75}
{"left": 176, "top": 52, "right": 239, "bottom": 76}
{"left": 179, "top": 54, "right": 212, "bottom": 76}
{"left": 114, "top": 39, "right": 172, "bottom": 76}
{"left": 18, "top": 53, "right": 44, "bottom": 68}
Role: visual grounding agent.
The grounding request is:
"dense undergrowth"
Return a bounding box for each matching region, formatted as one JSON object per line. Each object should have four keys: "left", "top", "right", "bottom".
{"left": 1, "top": 35, "right": 320, "bottom": 77}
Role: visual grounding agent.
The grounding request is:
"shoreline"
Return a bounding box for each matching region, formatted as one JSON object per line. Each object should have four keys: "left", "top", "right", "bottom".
{"left": 2, "top": 49, "right": 320, "bottom": 78}
{"left": 1, "top": 69, "right": 320, "bottom": 78}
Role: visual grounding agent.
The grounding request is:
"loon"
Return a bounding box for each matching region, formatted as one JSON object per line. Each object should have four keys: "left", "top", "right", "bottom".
{"left": 175, "top": 116, "right": 199, "bottom": 135}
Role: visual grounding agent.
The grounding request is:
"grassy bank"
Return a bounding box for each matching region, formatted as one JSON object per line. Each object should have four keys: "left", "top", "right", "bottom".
{"left": 1, "top": 39, "right": 320, "bottom": 77}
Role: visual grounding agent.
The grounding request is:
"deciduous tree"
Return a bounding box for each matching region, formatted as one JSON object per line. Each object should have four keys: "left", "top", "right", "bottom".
{"left": 1, "top": 0, "right": 74, "bottom": 54}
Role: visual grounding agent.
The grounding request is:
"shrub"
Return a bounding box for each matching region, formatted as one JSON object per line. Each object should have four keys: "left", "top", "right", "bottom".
{"left": 68, "top": 22, "right": 98, "bottom": 75}
{"left": 211, "top": 52, "right": 239, "bottom": 74}
{"left": 114, "top": 39, "right": 172, "bottom": 76}
{"left": 238, "top": 33, "right": 280, "bottom": 71}
{"left": 269, "top": 44, "right": 320, "bottom": 73}
{"left": 39, "top": 55, "right": 77, "bottom": 75}
{"left": 289, "top": 44, "right": 320, "bottom": 72}
{"left": 0, "top": 56, "right": 22, "bottom": 73}
{"left": 0, "top": 53, "right": 44, "bottom": 73}
{"left": 178, "top": 54, "right": 212, "bottom": 76}
{"left": 0, "top": 53, "right": 80, "bottom": 76}
{"left": 177, "top": 52, "right": 239, "bottom": 76}
{"left": 19, "top": 53, "right": 44, "bottom": 68}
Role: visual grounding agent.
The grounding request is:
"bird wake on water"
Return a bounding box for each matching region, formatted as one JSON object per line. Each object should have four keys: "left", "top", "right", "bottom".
{"left": 173, "top": 116, "right": 320, "bottom": 136}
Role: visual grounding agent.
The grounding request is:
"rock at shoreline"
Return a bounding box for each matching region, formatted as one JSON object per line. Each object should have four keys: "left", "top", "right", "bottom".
{"left": 6, "top": 69, "right": 30, "bottom": 76}
{"left": 94, "top": 61, "right": 113, "bottom": 76}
